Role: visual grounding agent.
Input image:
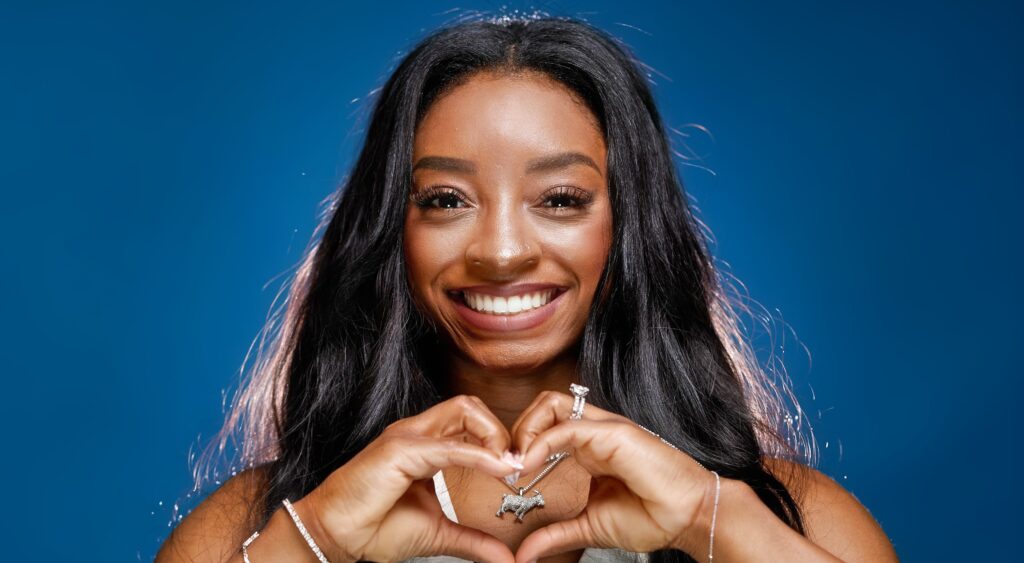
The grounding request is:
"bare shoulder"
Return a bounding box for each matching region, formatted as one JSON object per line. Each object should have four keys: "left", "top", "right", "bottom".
{"left": 762, "top": 457, "right": 900, "bottom": 562}
{"left": 155, "top": 465, "right": 271, "bottom": 563}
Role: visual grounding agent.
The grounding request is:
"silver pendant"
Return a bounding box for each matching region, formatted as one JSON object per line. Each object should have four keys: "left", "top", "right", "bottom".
{"left": 496, "top": 488, "right": 545, "bottom": 522}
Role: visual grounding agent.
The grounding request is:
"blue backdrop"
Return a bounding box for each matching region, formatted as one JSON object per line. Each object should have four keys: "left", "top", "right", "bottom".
{"left": 2, "top": 1, "right": 1020, "bottom": 560}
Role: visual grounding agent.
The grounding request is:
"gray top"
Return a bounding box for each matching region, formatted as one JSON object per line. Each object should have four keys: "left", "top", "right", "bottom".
{"left": 400, "top": 470, "right": 649, "bottom": 563}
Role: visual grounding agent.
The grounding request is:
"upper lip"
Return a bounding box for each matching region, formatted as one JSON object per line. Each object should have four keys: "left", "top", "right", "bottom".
{"left": 451, "top": 283, "right": 565, "bottom": 297}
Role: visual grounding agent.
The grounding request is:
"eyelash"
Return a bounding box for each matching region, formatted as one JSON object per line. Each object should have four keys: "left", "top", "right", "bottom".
{"left": 410, "top": 185, "right": 594, "bottom": 212}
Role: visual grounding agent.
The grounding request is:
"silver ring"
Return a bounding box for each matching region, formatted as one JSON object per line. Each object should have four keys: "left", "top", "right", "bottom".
{"left": 569, "top": 383, "right": 589, "bottom": 420}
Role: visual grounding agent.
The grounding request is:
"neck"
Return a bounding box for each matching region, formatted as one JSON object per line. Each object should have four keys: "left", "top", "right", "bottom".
{"left": 440, "top": 347, "right": 579, "bottom": 431}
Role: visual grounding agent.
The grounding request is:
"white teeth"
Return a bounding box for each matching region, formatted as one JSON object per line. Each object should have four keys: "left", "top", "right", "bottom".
{"left": 462, "top": 290, "right": 557, "bottom": 315}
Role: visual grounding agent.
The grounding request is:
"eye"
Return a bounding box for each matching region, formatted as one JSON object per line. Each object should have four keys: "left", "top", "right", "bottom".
{"left": 539, "top": 185, "right": 594, "bottom": 211}
{"left": 411, "top": 185, "right": 470, "bottom": 210}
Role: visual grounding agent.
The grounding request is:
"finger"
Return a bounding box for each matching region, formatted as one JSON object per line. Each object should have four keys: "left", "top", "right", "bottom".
{"left": 511, "top": 390, "right": 627, "bottom": 456}
{"left": 508, "top": 389, "right": 558, "bottom": 447}
{"left": 519, "top": 420, "right": 676, "bottom": 502}
{"left": 434, "top": 516, "right": 516, "bottom": 563}
{"left": 514, "top": 511, "right": 593, "bottom": 563}
{"left": 406, "top": 395, "right": 513, "bottom": 458}
{"left": 376, "top": 437, "right": 520, "bottom": 506}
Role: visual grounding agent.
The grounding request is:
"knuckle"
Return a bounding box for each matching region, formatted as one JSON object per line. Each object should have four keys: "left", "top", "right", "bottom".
{"left": 452, "top": 394, "right": 478, "bottom": 410}
{"left": 438, "top": 437, "right": 465, "bottom": 450}
{"left": 513, "top": 421, "right": 529, "bottom": 437}
{"left": 382, "top": 418, "right": 410, "bottom": 436}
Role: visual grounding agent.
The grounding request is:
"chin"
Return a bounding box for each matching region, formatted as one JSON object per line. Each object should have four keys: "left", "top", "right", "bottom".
{"left": 458, "top": 340, "right": 575, "bottom": 373}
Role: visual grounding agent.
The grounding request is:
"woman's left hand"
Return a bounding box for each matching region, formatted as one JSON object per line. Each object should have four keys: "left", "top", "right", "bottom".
{"left": 510, "top": 390, "right": 715, "bottom": 562}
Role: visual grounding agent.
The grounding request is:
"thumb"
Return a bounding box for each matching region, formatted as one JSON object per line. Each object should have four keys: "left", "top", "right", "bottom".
{"left": 434, "top": 516, "right": 516, "bottom": 563}
{"left": 514, "top": 512, "right": 591, "bottom": 563}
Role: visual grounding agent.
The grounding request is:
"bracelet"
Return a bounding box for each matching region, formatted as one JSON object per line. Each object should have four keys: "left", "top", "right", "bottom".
{"left": 636, "top": 423, "right": 708, "bottom": 470}
{"left": 709, "top": 470, "right": 721, "bottom": 562}
{"left": 282, "top": 498, "right": 331, "bottom": 563}
{"left": 241, "top": 530, "right": 259, "bottom": 563}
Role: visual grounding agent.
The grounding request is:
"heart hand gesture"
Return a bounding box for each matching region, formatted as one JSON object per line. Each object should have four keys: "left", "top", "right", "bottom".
{"left": 509, "top": 390, "right": 716, "bottom": 562}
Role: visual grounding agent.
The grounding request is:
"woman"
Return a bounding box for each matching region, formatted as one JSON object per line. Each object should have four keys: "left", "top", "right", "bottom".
{"left": 157, "top": 15, "right": 897, "bottom": 563}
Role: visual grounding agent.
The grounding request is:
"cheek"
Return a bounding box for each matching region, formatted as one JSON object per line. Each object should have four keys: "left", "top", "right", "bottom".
{"left": 402, "top": 220, "right": 429, "bottom": 303}
{"left": 403, "top": 218, "right": 463, "bottom": 301}
{"left": 542, "top": 210, "right": 613, "bottom": 294}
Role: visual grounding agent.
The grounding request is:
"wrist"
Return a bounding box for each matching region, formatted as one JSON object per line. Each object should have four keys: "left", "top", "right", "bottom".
{"left": 673, "top": 474, "right": 843, "bottom": 562}
{"left": 293, "top": 492, "right": 356, "bottom": 563}
{"left": 672, "top": 471, "right": 735, "bottom": 558}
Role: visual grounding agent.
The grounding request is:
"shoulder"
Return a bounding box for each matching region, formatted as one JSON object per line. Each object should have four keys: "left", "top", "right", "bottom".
{"left": 762, "top": 457, "right": 899, "bottom": 562}
{"left": 155, "top": 464, "right": 271, "bottom": 563}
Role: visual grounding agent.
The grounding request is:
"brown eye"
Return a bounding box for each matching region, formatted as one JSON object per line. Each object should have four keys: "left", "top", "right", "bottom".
{"left": 412, "top": 186, "right": 469, "bottom": 210}
{"left": 540, "top": 186, "right": 594, "bottom": 210}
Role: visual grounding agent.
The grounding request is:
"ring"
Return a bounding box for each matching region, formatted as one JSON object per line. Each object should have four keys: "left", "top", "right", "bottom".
{"left": 569, "top": 383, "right": 589, "bottom": 420}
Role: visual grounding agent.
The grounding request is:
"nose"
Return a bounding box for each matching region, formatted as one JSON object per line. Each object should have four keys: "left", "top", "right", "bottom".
{"left": 465, "top": 202, "right": 540, "bottom": 279}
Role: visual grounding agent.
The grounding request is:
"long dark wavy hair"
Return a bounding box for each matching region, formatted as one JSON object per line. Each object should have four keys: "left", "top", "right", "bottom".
{"left": 192, "top": 14, "right": 817, "bottom": 562}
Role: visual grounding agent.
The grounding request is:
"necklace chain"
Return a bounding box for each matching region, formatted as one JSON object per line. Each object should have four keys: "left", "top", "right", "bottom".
{"left": 501, "top": 451, "right": 570, "bottom": 494}
{"left": 498, "top": 424, "right": 699, "bottom": 494}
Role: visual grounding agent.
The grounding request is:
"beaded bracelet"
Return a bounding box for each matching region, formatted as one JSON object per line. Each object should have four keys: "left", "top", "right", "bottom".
{"left": 637, "top": 424, "right": 721, "bottom": 563}
{"left": 241, "top": 530, "right": 259, "bottom": 563}
{"left": 282, "top": 498, "right": 331, "bottom": 563}
{"left": 239, "top": 500, "right": 331, "bottom": 563}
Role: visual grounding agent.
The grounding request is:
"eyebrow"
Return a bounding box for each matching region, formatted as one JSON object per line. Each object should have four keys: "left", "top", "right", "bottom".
{"left": 411, "top": 151, "right": 602, "bottom": 176}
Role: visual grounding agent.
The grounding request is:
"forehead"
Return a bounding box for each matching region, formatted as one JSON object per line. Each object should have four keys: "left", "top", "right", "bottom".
{"left": 413, "top": 71, "right": 606, "bottom": 173}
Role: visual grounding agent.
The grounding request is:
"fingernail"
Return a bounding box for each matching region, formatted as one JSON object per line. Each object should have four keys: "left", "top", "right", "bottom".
{"left": 503, "top": 471, "right": 520, "bottom": 486}
{"left": 502, "top": 450, "right": 524, "bottom": 469}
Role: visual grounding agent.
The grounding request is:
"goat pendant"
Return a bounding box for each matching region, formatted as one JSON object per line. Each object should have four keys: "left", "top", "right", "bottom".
{"left": 496, "top": 488, "right": 546, "bottom": 522}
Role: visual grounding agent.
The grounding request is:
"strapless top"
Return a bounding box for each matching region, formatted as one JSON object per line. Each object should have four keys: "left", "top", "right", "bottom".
{"left": 399, "top": 470, "right": 649, "bottom": 563}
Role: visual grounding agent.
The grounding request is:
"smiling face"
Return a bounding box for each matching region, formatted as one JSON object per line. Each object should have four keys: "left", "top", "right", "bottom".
{"left": 403, "top": 70, "right": 613, "bottom": 373}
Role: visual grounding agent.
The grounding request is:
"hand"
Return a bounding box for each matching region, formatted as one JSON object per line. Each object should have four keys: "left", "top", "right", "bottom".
{"left": 509, "top": 390, "right": 715, "bottom": 562}
{"left": 302, "top": 395, "right": 522, "bottom": 563}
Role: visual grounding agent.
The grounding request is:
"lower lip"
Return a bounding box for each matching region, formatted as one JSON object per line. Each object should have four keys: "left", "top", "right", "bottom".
{"left": 450, "top": 290, "right": 567, "bottom": 333}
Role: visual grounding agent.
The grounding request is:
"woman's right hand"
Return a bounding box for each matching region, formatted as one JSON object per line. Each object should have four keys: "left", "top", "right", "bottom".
{"left": 300, "top": 395, "right": 521, "bottom": 563}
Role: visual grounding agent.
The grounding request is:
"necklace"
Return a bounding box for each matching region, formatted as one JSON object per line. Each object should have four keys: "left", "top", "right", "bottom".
{"left": 495, "top": 450, "right": 570, "bottom": 521}
{"left": 495, "top": 383, "right": 588, "bottom": 522}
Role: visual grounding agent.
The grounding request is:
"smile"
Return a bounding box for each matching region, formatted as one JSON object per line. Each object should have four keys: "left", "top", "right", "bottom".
{"left": 447, "top": 286, "right": 567, "bottom": 332}
{"left": 462, "top": 289, "right": 556, "bottom": 315}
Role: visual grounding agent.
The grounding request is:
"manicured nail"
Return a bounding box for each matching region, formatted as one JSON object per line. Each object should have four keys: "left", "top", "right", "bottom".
{"left": 501, "top": 450, "right": 523, "bottom": 469}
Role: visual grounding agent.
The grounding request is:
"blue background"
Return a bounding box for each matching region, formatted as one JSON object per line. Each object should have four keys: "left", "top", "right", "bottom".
{"left": 1, "top": 0, "right": 1020, "bottom": 560}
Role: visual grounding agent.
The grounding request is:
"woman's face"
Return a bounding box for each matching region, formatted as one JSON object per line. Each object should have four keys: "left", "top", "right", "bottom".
{"left": 404, "top": 70, "right": 612, "bottom": 373}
